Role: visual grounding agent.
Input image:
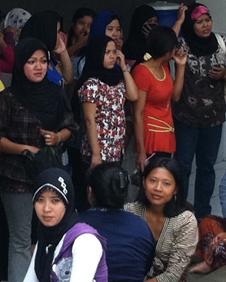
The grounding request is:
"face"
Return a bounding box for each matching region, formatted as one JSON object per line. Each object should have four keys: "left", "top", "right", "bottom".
{"left": 73, "top": 15, "right": 93, "bottom": 37}
{"left": 144, "top": 16, "right": 159, "bottom": 27}
{"left": 193, "top": 14, "right": 212, "bottom": 38}
{"left": 103, "top": 41, "right": 117, "bottom": 69}
{"left": 144, "top": 167, "right": 177, "bottom": 209}
{"left": 23, "top": 49, "right": 48, "bottom": 82}
{"left": 35, "top": 190, "right": 66, "bottom": 227}
{"left": 105, "top": 19, "right": 121, "bottom": 42}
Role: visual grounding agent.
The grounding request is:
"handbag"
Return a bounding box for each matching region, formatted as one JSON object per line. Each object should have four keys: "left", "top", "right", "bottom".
{"left": 22, "top": 145, "right": 63, "bottom": 179}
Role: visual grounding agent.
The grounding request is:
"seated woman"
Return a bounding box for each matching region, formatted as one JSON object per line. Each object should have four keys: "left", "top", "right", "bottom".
{"left": 189, "top": 215, "right": 226, "bottom": 273}
{"left": 24, "top": 167, "right": 108, "bottom": 282}
{"left": 125, "top": 156, "right": 198, "bottom": 281}
{"left": 79, "top": 163, "right": 155, "bottom": 282}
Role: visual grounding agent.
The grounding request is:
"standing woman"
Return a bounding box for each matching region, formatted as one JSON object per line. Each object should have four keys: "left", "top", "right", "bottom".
{"left": 0, "top": 38, "right": 74, "bottom": 282}
{"left": 20, "top": 10, "right": 73, "bottom": 85}
{"left": 173, "top": 3, "right": 226, "bottom": 218}
{"left": 78, "top": 36, "right": 137, "bottom": 169}
{"left": 24, "top": 168, "right": 107, "bottom": 282}
{"left": 125, "top": 156, "right": 198, "bottom": 281}
{"left": 133, "top": 26, "right": 187, "bottom": 172}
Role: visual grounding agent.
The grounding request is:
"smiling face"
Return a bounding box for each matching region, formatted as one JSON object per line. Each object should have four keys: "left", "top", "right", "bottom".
{"left": 144, "top": 167, "right": 177, "bottom": 210}
{"left": 103, "top": 40, "right": 117, "bottom": 69}
{"left": 193, "top": 14, "right": 212, "bottom": 38}
{"left": 23, "top": 49, "right": 48, "bottom": 82}
{"left": 35, "top": 190, "right": 66, "bottom": 227}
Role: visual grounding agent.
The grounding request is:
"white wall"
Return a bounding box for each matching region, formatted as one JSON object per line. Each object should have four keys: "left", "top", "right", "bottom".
{"left": 201, "top": 0, "right": 226, "bottom": 34}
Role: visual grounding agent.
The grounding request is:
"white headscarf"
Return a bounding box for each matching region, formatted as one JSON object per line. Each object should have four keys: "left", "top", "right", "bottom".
{"left": 4, "top": 8, "right": 31, "bottom": 29}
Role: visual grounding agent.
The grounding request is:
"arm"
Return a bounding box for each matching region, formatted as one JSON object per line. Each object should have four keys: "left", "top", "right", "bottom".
{"left": 0, "top": 32, "right": 15, "bottom": 73}
{"left": 117, "top": 50, "right": 138, "bottom": 101}
{"left": 83, "top": 102, "right": 102, "bottom": 168}
{"left": 70, "top": 233, "right": 103, "bottom": 282}
{"left": 172, "top": 4, "right": 188, "bottom": 37}
{"left": 23, "top": 244, "right": 39, "bottom": 282}
{"left": 0, "top": 137, "right": 39, "bottom": 154}
{"left": 172, "top": 48, "right": 187, "bottom": 102}
{"left": 154, "top": 212, "right": 198, "bottom": 282}
{"left": 40, "top": 128, "right": 71, "bottom": 146}
{"left": 54, "top": 36, "right": 73, "bottom": 84}
{"left": 134, "top": 90, "right": 147, "bottom": 171}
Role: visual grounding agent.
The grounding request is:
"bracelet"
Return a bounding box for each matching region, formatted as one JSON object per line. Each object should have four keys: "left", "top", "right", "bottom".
{"left": 122, "top": 68, "right": 129, "bottom": 73}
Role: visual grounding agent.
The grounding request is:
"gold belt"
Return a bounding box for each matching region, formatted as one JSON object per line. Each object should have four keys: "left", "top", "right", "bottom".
{"left": 147, "top": 116, "right": 174, "bottom": 133}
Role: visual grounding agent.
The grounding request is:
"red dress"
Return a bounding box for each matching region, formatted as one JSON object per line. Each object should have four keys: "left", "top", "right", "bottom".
{"left": 133, "top": 63, "right": 175, "bottom": 154}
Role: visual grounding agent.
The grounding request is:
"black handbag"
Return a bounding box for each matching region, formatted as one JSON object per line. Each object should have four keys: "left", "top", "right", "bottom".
{"left": 22, "top": 145, "right": 63, "bottom": 179}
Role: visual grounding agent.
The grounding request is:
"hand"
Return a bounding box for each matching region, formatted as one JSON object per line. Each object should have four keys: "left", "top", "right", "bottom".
{"left": 23, "top": 145, "right": 40, "bottom": 154}
{"left": 137, "top": 151, "right": 147, "bottom": 172}
{"left": 208, "top": 66, "right": 226, "bottom": 80}
{"left": 142, "top": 22, "right": 155, "bottom": 39}
{"left": 213, "top": 232, "right": 226, "bottom": 244}
{"left": 177, "top": 3, "right": 188, "bottom": 24}
{"left": 40, "top": 129, "right": 59, "bottom": 146}
{"left": 90, "top": 153, "right": 102, "bottom": 169}
{"left": 116, "top": 50, "right": 127, "bottom": 71}
{"left": 173, "top": 47, "right": 187, "bottom": 66}
{"left": 54, "top": 34, "right": 66, "bottom": 54}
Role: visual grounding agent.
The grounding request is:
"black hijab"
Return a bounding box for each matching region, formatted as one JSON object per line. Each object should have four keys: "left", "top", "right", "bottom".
{"left": 78, "top": 36, "right": 123, "bottom": 88}
{"left": 123, "top": 5, "right": 158, "bottom": 61}
{"left": 33, "top": 168, "right": 78, "bottom": 282}
{"left": 182, "top": 3, "right": 218, "bottom": 57}
{"left": 12, "top": 37, "right": 64, "bottom": 130}
{"left": 20, "top": 10, "right": 61, "bottom": 51}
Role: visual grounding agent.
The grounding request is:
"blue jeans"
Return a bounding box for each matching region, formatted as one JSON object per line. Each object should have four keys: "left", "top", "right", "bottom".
{"left": 219, "top": 172, "right": 226, "bottom": 217}
{"left": 0, "top": 192, "right": 32, "bottom": 282}
{"left": 175, "top": 120, "right": 222, "bottom": 218}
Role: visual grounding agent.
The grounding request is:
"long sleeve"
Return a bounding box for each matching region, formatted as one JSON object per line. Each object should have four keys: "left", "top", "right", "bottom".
{"left": 0, "top": 46, "right": 15, "bottom": 73}
{"left": 70, "top": 233, "right": 103, "bottom": 282}
{"left": 23, "top": 245, "right": 39, "bottom": 282}
{"left": 155, "top": 211, "right": 198, "bottom": 282}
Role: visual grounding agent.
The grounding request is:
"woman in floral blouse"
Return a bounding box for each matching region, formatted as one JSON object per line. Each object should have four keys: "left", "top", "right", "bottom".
{"left": 78, "top": 36, "right": 137, "bottom": 169}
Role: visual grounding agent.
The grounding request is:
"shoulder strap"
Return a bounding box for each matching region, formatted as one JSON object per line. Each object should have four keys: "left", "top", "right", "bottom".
{"left": 215, "top": 33, "right": 226, "bottom": 54}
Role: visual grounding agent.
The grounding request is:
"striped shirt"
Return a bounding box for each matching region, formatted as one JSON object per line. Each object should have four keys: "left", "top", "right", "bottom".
{"left": 125, "top": 202, "right": 198, "bottom": 282}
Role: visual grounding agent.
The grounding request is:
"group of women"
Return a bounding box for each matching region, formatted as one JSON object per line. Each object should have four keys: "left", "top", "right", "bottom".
{"left": 0, "top": 1, "right": 226, "bottom": 281}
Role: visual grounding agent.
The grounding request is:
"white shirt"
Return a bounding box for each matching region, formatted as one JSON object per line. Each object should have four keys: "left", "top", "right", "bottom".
{"left": 23, "top": 233, "right": 103, "bottom": 282}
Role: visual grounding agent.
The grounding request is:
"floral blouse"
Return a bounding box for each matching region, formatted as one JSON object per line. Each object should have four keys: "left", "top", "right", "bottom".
{"left": 173, "top": 35, "right": 226, "bottom": 127}
{"left": 78, "top": 78, "right": 126, "bottom": 162}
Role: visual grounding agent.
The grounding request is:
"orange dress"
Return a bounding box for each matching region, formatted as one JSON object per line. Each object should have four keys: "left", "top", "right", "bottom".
{"left": 133, "top": 63, "right": 175, "bottom": 154}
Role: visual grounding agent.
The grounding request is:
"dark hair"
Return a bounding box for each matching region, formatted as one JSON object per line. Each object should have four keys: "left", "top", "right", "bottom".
{"left": 146, "top": 26, "right": 178, "bottom": 59}
{"left": 67, "top": 8, "right": 96, "bottom": 47}
{"left": 88, "top": 163, "right": 129, "bottom": 209}
{"left": 139, "top": 156, "right": 192, "bottom": 217}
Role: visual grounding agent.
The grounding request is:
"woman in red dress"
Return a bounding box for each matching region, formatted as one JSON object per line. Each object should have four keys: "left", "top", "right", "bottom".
{"left": 133, "top": 26, "right": 187, "bottom": 171}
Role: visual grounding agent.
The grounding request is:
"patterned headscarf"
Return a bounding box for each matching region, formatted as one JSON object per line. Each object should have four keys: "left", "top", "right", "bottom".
{"left": 4, "top": 8, "right": 31, "bottom": 29}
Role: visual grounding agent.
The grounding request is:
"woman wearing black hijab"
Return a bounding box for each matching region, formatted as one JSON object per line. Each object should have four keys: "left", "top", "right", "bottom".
{"left": 24, "top": 168, "right": 107, "bottom": 282}
{"left": 123, "top": 5, "right": 159, "bottom": 64}
{"left": 20, "top": 10, "right": 73, "bottom": 85}
{"left": 78, "top": 36, "right": 137, "bottom": 168}
{"left": 0, "top": 37, "right": 74, "bottom": 282}
{"left": 173, "top": 3, "right": 226, "bottom": 219}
